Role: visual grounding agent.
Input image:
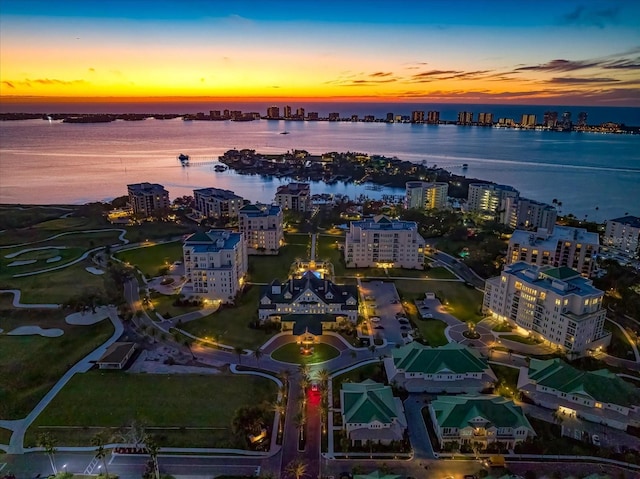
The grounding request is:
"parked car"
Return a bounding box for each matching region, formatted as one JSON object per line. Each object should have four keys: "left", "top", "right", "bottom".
{"left": 592, "top": 434, "right": 601, "bottom": 446}
{"left": 398, "top": 319, "right": 409, "bottom": 324}
{"left": 370, "top": 316, "right": 381, "bottom": 322}
{"left": 423, "top": 313, "right": 433, "bottom": 319}
{"left": 374, "top": 325, "right": 385, "bottom": 330}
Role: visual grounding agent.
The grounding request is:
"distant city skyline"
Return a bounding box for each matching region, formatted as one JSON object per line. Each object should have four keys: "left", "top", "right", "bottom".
{"left": 1, "top": 0, "right": 639, "bottom": 106}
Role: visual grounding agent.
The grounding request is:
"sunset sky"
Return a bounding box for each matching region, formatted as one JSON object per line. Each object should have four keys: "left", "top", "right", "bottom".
{"left": 1, "top": 0, "right": 639, "bottom": 105}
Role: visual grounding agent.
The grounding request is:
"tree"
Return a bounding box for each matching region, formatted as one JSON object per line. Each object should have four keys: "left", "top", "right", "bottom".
{"left": 316, "top": 368, "right": 330, "bottom": 388}
{"left": 272, "top": 400, "right": 286, "bottom": 434}
{"left": 37, "top": 432, "right": 58, "bottom": 474}
{"left": 285, "top": 459, "right": 308, "bottom": 479}
{"left": 234, "top": 346, "right": 245, "bottom": 364}
{"left": 298, "top": 363, "right": 310, "bottom": 380}
{"left": 92, "top": 432, "right": 111, "bottom": 478}
{"left": 144, "top": 435, "right": 160, "bottom": 479}
{"left": 254, "top": 348, "right": 264, "bottom": 365}
{"left": 369, "top": 344, "right": 377, "bottom": 357}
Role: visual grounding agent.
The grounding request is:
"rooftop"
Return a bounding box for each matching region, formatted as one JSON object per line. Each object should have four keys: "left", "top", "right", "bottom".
{"left": 239, "top": 203, "right": 282, "bottom": 217}
{"left": 505, "top": 262, "right": 602, "bottom": 298}
{"left": 194, "top": 187, "right": 243, "bottom": 200}
{"left": 351, "top": 214, "right": 420, "bottom": 231}
{"left": 392, "top": 342, "right": 489, "bottom": 374}
{"left": 96, "top": 342, "right": 136, "bottom": 364}
{"left": 608, "top": 215, "right": 640, "bottom": 228}
{"left": 470, "top": 183, "right": 520, "bottom": 193}
{"left": 127, "top": 182, "right": 167, "bottom": 193}
{"left": 184, "top": 229, "right": 242, "bottom": 252}
{"left": 342, "top": 380, "right": 404, "bottom": 426}
{"left": 528, "top": 358, "right": 640, "bottom": 408}
{"left": 510, "top": 225, "right": 599, "bottom": 248}
{"left": 276, "top": 182, "right": 310, "bottom": 195}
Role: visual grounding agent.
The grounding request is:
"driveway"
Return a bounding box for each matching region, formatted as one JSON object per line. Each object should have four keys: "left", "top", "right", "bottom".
{"left": 360, "top": 280, "right": 407, "bottom": 345}
{"left": 403, "top": 395, "right": 436, "bottom": 459}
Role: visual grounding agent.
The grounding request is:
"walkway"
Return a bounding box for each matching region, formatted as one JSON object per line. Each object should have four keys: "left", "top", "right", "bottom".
{"left": 608, "top": 318, "right": 640, "bottom": 363}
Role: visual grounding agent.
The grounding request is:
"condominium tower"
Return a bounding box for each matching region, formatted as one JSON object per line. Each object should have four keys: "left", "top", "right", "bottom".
{"left": 238, "top": 204, "right": 284, "bottom": 255}
{"left": 604, "top": 216, "right": 640, "bottom": 257}
{"left": 483, "top": 262, "right": 610, "bottom": 354}
{"left": 274, "top": 182, "right": 311, "bottom": 212}
{"left": 467, "top": 183, "right": 520, "bottom": 223}
{"left": 127, "top": 182, "right": 170, "bottom": 217}
{"left": 344, "top": 215, "right": 425, "bottom": 269}
{"left": 405, "top": 181, "right": 448, "bottom": 210}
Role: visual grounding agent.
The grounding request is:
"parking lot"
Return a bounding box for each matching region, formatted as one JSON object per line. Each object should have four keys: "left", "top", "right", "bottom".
{"left": 360, "top": 280, "right": 411, "bottom": 345}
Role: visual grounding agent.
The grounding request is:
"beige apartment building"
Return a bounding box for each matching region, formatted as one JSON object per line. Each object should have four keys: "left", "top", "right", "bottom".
{"left": 274, "top": 182, "right": 311, "bottom": 212}
{"left": 238, "top": 204, "right": 284, "bottom": 255}
{"left": 193, "top": 187, "right": 244, "bottom": 219}
{"left": 127, "top": 182, "right": 170, "bottom": 217}
{"left": 405, "top": 181, "right": 448, "bottom": 210}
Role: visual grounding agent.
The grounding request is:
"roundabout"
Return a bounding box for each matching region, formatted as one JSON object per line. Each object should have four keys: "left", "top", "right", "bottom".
{"left": 271, "top": 341, "right": 340, "bottom": 365}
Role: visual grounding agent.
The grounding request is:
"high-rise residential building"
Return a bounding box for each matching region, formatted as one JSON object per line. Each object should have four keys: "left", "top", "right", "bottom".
{"left": 427, "top": 111, "right": 440, "bottom": 124}
{"left": 193, "top": 187, "right": 244, "bottom": 219}
{"left": 364, "top": 115, "right": 375, "bottom": 122}
{"left": 507, "top": 226, "right": 599, "bottom": 277}
{"left": 411, "top": 110, "right": 425, "bottom": 123}
{"left": 543, "top": 111, "right": 558, "bottom": 128}
{"left": 210, "top": 110, "right": 221, "bottom": 119}
{"left": 483, "top": 262, "right": 610, "bottom": 354}
{"left": 127, "top": 182, "right": 170, "bottom": 218}
{"left": 521, "top": 114, "right": 537, "bottom": 127}
{"left": 604, "top": 216, "right": 640, "bottom": 257}
{"left": 296, "top": 107, "right": 305, "bottom": 119}
{"left": 561, "top": 111, "right": 572, "bottom": 130}
{"left": 266, "top": 106, "right": 280, "bottom": 119}
{"left": 467, "top": 183, "right": 520, "bottom": 223}
{"left": 328, "top": 112, "right": 340, "bottom": 121}
{"left": 223, "top": 109, "right": 230, "bottom": 118}
{"left": 477, "top": 112, "right": 494, "bottom": 125}
{"left": 457, "top": 111, "right": 473, "bottom": 125}
{"left": 283, "top": 105, "right": 292, "bottom": 119}
{"left": 238, "top": 204, "right": 284, "bottom": 255}
{"left": 405, "top": 181, "right": 448, "bottom": 210}
{"left": 182, "top": 230, "right": 247, "bottom": 303}
{"left": 344, "top": 215, "right": 425, "bottom": 269}
{"left": 386, "top": 112, "right": 394, "bottom": 122}
{"left": 351, "top": 114, "right": 359, "bottom": 122}
{"left": 510, "top": 198, "right": 557, "bottom": 232}
{"left": 274, "top": 182, "right": 311, "bottom": 212}
{"left": 577, "top": 112, "right": 588, "bottom": 127}
{"left": 307, "top": 112, "right": 319, "bottom": 120}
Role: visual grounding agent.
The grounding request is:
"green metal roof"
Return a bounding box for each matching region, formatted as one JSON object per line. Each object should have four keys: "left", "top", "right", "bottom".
{"left": 543, "top": 266, "right": 580, "bottom": 280}
{"left": 392, "top": 342, "right": 489, "bottom": 374}
{"left": 354, "top": 472, "right": 401, "bottom": 479}
{"left": 342, "top": 380, "right": 399, "bottom": 425}
{"left": 528, "top": 358, "right": 640, "bottom": 407}
{"left": 431, "top": 394, "right": 534, "bottom": 431}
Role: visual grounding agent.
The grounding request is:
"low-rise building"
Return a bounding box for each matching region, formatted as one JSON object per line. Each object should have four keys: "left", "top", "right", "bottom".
{"left": 238, "top": 204, "right": 284, "bottom": 254}
{"left": 429, "top": 394, "right": 536, "bottom": 450}
{"left": 384, "top": 342, "right": 496, "bottom": 393}
{"left": 193, "top": 187, "right": 244, "bottom": 219}
{"left": 483, "top": 262, "right": 611, "bottom": 355}
{"left": 96, "top": 342, "right": 136, "bottom": 370}
{"left": 344, "top": 215, "right": 425, "bottom": 269}
{"left": 274, "top": 182, "right": 311, "bottom": 212}
{"left": 507, "top": 226, "right": 599, "bottom": 277}
{"left": 340, "top": 380, "right": 407, "bottom": 446}
{"left": 182, "top": 230, "right": 247, "bottom": 303}
{"left": 258, "top": 271, "right": 358, "bottom": 337}
{"left": 467, "top": 183, "right": 520, "bottom": 224}
{"left": 405, "top": 181, "right": 448, "bottom": 210}
{"left": 518, "top": 358, "right": 640, "bottom": 431}
{"left": 127, "top": 182, "right": 170, "bottom": 217}
{"left": 604, "top": 215, "right": 640, "bottom": 258}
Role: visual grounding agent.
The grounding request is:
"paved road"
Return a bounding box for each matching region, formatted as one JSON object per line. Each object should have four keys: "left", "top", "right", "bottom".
{"left": 403, "top": 395, "right": 436, "bottom": 459}
{"left": 430, "top": 250, "right": 486, "bottom": 289}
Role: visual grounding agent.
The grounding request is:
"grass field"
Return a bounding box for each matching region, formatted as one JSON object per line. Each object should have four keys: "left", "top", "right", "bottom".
{"left": 147, "top": 291, "right": 202, "bottom": 319}
{"left": 0, "top": 215, "right": 108, "bottom": 246}
{"left": 271, "top": 342, "right": 340, "bottom": 365}
{"left": 247, "top": 241, "right": 309, "bottom": 283}
{"left": 605, "top": 320, "right": 635, "bottom": 360}
{"left": 115, "top": 241, "right": 183, "bottom": 278}
{"left": 181, "top": 286, "right": 274, "bottom": 349}
{"left": 414, "top": 319, "right": 448, "bottom": 346}
{"left": 2, "top": 260, "right": 108, "bottom": 304}
{"left": 0, "top": 308, "right": 114, "bottom": 419}
{"left": 0, "top": 427, "right": 12, "bottom": 445}
{"left": 501, "top": 334, "right": 541, "bottom": 345}
{"left": 26, "top": 372, "right": 277, "bottom": 448}
{"left": 395, "top": 279, "right": 483, "bottom": 323}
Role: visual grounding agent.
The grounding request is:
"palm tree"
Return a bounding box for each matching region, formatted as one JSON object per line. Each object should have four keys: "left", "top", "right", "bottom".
{"left": 145, "top": 435, "right": 160, "bottom": 479}
{"left": 183, "top": 337, "right": 195, "bottom": 359}
{"left": 299, "top": 376, "right": 310, "bottom": 395}
{"left": 272, "top": 400, "right": 286, "bottom": 433}
{"left": 254, "top": 348, "right": 264, "bottom": 365}
{"left": 285, "top": 459, "right": 308, "bottom": 479}
{"left": 316, "top": 368, "right": 330, "bottom": 388}
{"left": 37, "top": 432, "right": 58, "bottom": 474}
{"left": 279, "top": 369, "right": 291, "bottom": 388}
{"left": 92, "top": 432, "right": 110, "bottom": 478}
{"left": 234, "top": 346, "right": 245, "bottom": 364}
{"left": 298, "top": 363, "right": 310, "bottom": 380}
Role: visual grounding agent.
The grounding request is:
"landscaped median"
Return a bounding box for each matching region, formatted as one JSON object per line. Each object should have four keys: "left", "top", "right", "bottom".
{"left": 25, "top": 371, "right": 278, "bottom": 449}
{"left": 271, "top": 342, "right": 339, "bottom": 365}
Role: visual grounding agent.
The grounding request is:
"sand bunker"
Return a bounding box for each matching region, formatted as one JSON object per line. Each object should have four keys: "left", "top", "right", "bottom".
{"left": 46, "top": 256, "right": 62, "bottom": 263}
{"left": 7, "top": 260, "right": 37, "bottom": 267}
{"left": 85, "top": 266, "right": 104, "bottom": 275}
{"left": 65, "top": 306, "right": 109, "bottom": 325}
{"left": 7, "top": 326, "right": 64, "bottom": 337}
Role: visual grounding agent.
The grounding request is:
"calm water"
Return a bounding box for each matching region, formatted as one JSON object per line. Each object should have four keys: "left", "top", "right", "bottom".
{"left": 0, "top": 118, "right": 639, "bottom": 221}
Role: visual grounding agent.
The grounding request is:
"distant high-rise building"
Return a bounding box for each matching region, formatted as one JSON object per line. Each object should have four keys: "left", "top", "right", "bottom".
{"left": 521, "top": 114, "right": 536, "bottom": 127}
{"left": 210, "top": 110, "right": 221, "bottom": 119}
{"left": 193, "top": 187, "right": 244, "bottom": 219}
{"left": 364, "top": 115, "right": 375, "bottom": 122}
{"left": 296, "top": 107, "right": 305, "bottom": 119}
{"left": 427, "top": 111, "right": 440, "bottom": 124}
{"left": 577, "top": 112, "right": 588, "bottom": 127}
{"left": 561, "top": 111, "right": 572, "bottom": 130}
{"left": 457, "top": 111, "right": 473, "bottom": 125}
{"left": 351, "top": 114, "right": 359, "bottom": 122}
{"left": 406, "top": 181, "right": 448, "bottom": 210}
{"left": 510, "top": 198, "right": 557, "bottom": 232}
{"left": 467, "top": 183, "right": 519, "bottom": 223}
{"left": 477, "top": 112, "right": 493, "bottom": 125}
{"left": 604, "top": 216, "right": 640, "bottom": 257}
{"left": 229, "top": 110, "right": 242, "bottom": 120}
{"left": 328, "top": 112, "right": 340, "bottom": 121}
{"left": 386, "top": 112, "right": 394, "bottom": 122}
{"left": 275, "top": 182, "right": 311, "bottom": 212}
{"left": 307, "top": 112, "right": 319, "bottom": 120}
{"left": 543, "top": 111, "right": 558, "bottom": 128}
{"left": 267, "top": 106, "right": 280, "bottom": 119}
{"left": 127, "top": 183, "right": 170, "bottom": 218}
{"left": 223, "top": 109, "right": 230, "bottom": 118}
{"left": 283, "top": 105, "right": 292, "bottom": 119}
{"left": 411, "top": 111, "right": 425, "bottom": 123}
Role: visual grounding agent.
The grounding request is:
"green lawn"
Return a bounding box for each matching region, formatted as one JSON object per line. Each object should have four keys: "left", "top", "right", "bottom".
{"left": 271, "top": 342, "right": 340, "bottom": 365}
{"left": 605, "top": 320, "right": 635, "bottom": 360}
{"left": 2, "top": 260, "right": 108, "bottom": 304}
{"left": 490, "top": 363, "right": 519, "bottom": 392}
{"left": 247, "top": 241, "right": 309, "bottom": 283}
{"left": 147, "top": 291, "right": 201, "bottom": 319}
{"left": 414, "top": 319, "right": 449, "bottom": 346}
{"left": 501, "top": 334, "right": 541, "bottom": 345}
{"left": 0, "top": 427, "right": 12, "bottom": 445}
{"left": 114, "top": 241, "right": 183, "bottom": 278}
{"left": 0, "top": 308, "right": 114, "bottom": 419}
{"left": 0, "top": 215, "right": 107, "bottom": 246}
{"left": 26, "top": 372, "right": 277, "bottom": 448}
{"left": 181, "top": 286, "right": 274, "bottom": 349}
{"left": 395, "top": 279, "right": 483, "bottom": 323}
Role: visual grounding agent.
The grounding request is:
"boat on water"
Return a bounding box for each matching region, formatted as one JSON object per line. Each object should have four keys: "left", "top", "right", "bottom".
{"left": 462, "top": 163, "right": 468, "bottom": 170}
{"left": 280, "top": 131, "right": 290, "bottom": 135}
{"left": 214, "top": 165, "right": 227, "bottom": 172}
{"left": 178, "top": 153, "right": 190, "bottom": 166}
